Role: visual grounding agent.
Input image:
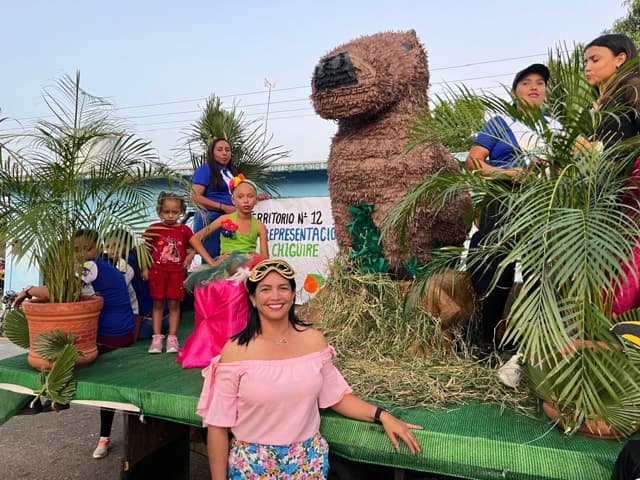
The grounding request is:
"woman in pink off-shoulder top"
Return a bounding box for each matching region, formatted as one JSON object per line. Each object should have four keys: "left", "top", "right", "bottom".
{"left": 197, "top": 258, "right": 422, "bottom": 479}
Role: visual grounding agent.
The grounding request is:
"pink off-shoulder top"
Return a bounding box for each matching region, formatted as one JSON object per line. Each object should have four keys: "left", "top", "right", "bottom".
{"left": 197, "top": 345, "right": 352, "bottom": 446}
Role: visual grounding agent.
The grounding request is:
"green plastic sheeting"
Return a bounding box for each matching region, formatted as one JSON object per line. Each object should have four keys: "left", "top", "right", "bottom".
{"left": 0, "top": 389, "right": 30, "bottom": 424}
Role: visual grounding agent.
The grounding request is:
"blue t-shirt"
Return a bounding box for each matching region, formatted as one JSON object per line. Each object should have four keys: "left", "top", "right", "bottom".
{"left": 474, "top": 114, "right": 561, "bottom": 169}
{"left": 90, "top": 257, "right": 135, "bottom": 337}
{"left": 475, "top": 116, "right": 525, "bottom": 169}
{"left": 192, "top": 165, "right": 234, "bottom": 206}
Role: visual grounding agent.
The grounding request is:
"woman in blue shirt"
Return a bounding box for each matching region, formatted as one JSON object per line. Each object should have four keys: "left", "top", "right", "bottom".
{"left": 190, "top": 138, "right": 238, "bottom": 259}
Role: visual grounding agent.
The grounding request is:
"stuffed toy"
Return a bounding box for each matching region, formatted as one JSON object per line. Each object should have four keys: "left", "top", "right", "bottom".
{"left": 311, "top": 30, "right": 471, "bottom": 271}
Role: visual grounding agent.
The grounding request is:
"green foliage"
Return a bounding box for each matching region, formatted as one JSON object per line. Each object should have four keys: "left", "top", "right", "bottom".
{"left": 346, "top": 201, "right": 388, "bottom": 274}
{"left": 0, "top": 72, "right": 178, "bottom": 303}
{"left": 545, "top": 44, "right": 588, "bottom": 121}
{"left": 384, "top": 57, "right": 640, "bottom": 434}
{"left": 4, "top": 309, "right": 30, "bottom": 349}
{"left": 184, "top": 95, "right": 289, "bottom": 196}
{"left": 408, "top": 89, "right": 485, "bottom": 153}
{"left": 32, "top": 343, "right": 78, "bottom": 407}
{"left": 33, "top": 329, "right": 78, "bottom": 362}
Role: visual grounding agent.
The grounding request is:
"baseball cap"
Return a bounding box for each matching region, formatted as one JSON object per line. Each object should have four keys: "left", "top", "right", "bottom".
{"left": 512, "top": 64, "right": 550, "bottom": 90}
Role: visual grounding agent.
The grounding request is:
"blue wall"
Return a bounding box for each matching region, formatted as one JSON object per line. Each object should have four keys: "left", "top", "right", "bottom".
{"left": 272, "top": 170, "right": 328, "bottom": 198}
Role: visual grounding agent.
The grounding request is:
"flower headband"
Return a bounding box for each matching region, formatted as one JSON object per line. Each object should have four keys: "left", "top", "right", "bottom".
{"left": 248, "top": 258, "right": 296, "bottom": 283}
{"left": 228, "top": 173, "right": 257, "bottom": 192}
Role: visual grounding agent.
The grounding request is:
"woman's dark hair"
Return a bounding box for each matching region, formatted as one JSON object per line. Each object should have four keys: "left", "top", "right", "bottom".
{"left": 206, "top": 138, "right": 238, "bottom": 191}
{"left": 586, "top": 34, "right": 639, "bottom": 73}
{"left": 232, "top": 275, "right": 311, "bottom": 346}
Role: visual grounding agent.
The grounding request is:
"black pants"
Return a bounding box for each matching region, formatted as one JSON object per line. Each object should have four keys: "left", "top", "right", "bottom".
{"left": 612, "top": 440, "right": 640, "bottom": 480}
{"left": 100, "top": 408, "right": 115, "bottom": 437}
{"left": 468, "top": 196, "right": 516, "bottom": 346}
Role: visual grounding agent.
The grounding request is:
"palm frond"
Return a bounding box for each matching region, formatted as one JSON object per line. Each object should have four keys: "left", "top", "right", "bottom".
{"left": 33, "top": 329, "right": 78, "bottom": 363}
{"left": 32, "top": 344, "right": 78, "bottom": 406}
{"left": 385, "top": 47, "right": 640, "bottom": 434}
{"left": 0, "top": 71, "right": 181, "bottom": 303}
{"left": 4, "top": 309, "right": 30, "bottom": 349}
{"left": 407, "top": 85, "right": 486, "bottom": 153}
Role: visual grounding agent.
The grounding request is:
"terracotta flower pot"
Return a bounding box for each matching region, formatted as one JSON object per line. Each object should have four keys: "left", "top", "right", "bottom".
{"left": 23, "top": 296, "right": 104, "bottom": 371}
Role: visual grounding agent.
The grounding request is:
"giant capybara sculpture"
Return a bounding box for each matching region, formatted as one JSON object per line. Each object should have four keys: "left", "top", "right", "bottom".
{"left": 311, "top": 30, "right": 471, "bottom": 271}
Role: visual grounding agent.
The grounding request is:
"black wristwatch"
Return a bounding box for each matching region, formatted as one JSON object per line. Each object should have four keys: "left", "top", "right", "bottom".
{"left": 374, "top": 406, "right": 387, "bottom": 423}
{"left": 22, "top": 286, "right": 33, "bottom": 299}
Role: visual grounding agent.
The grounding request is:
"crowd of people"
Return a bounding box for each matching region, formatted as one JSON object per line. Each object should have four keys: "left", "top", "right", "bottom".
{"left": 8, "top": 31, "right": 640, "bottom": 479}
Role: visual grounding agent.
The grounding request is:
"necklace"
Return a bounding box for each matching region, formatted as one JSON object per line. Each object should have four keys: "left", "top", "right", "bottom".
{"left": 263, "top": 329, "right": 290, "bottom": 345}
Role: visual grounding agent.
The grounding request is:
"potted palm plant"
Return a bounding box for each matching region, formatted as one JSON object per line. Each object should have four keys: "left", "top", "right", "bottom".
{"left": 384, "top": 54, "right": 640, "bottom": 436}
{"left": 0, "top": 72, "right": 174, "bottom": 404}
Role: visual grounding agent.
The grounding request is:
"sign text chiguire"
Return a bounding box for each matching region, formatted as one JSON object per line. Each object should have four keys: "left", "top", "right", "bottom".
{"left": 254, "top": 197, "right": 338, "bottom": 303}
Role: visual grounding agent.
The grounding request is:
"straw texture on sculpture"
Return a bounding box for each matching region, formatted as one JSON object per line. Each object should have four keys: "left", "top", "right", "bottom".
{"left": 311, "top": 30, "right": 470, "bottom": 270}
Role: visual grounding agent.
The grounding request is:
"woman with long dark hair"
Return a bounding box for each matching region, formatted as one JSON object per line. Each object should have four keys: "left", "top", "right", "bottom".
{"left": 197, "top": 258, "right": 421, "bottom": 479}
{"left": 585, "top": 33, "right": 640, "bottom": 151}
{"left": 191, "top": 138, "right": 238, "bottom": 258}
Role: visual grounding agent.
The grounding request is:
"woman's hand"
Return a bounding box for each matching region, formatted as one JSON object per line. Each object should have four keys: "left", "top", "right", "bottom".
{"left": 220, "top": 203, "right": 236, "bottom": 214}
{"left": 379, "top": 411, "right": 422, "bottom": 455}
{"left": 330, "top": 394, "right": 422, "bottom": 455}
{"left": 12, "top": 290, "right": 30, "bottom": 309}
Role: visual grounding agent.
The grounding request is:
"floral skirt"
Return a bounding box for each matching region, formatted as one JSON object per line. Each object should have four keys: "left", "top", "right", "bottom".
{"left": 228, "top": 432, "right": 329, "bottom": 479}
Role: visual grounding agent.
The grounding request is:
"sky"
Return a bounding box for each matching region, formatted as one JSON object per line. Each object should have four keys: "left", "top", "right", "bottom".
{"left": 0, "top": 0, "right": 628, "bottom": 167}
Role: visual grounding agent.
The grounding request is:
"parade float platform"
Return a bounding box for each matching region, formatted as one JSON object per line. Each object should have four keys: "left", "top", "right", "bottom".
{"left": 0, "top": 315, "right": 630, "bottom": 480}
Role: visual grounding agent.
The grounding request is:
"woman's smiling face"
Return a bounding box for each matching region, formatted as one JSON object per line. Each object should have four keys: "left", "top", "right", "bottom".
{"left": 250, "top": 271, "right": 295, "bottom": 324}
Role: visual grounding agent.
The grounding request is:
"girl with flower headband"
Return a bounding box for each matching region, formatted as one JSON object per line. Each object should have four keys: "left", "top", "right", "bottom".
{"left": 198, "top": 258, "right": 422, "bottom": 479}
{"left": 189, "top": 174, "right": 268, "bottom": 267}
{"left": 178, "top": 176, "right": 268, "bottom": 368}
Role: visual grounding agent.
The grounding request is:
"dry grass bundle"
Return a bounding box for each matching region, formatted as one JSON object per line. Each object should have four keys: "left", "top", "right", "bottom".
{"left": 299, "top": 256, "right": 535, "bottom": 413}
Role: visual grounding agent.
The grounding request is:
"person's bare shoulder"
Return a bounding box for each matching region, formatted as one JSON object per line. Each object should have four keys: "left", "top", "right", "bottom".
{"left": 219, "top": 339, "right": 247, "bottom": 363}
{"left": 296, "top": 327, "right": 329, "bottom": 352}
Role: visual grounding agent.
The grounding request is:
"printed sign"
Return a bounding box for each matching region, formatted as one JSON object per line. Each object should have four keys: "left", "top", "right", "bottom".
{"left": 254, "top": 197, "right": 338, "bottom": 303}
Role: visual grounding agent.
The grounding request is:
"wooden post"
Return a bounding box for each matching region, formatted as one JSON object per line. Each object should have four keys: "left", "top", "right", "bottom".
{"left": 121, "top": 413, "right": 190, "bottom": 480}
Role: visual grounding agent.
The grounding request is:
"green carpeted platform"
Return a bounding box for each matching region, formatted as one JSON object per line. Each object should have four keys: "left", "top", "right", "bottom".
{"left": 0, "top": 316, "right": 631, "bottom": 479}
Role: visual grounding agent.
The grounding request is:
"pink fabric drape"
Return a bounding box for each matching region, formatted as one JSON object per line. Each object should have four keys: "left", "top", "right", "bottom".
{"left": 177, "top": 280, "right": 248, "bottom": 368}
{"left": 612, "top": 156, "right": 640, "bottom": 316}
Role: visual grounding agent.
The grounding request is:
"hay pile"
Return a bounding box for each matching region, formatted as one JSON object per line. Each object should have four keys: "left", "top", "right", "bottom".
{"left": 299, "top": 257, "right": 535, "bottom": 412}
